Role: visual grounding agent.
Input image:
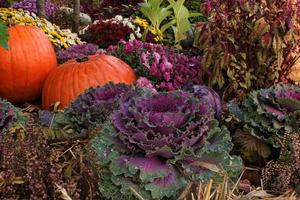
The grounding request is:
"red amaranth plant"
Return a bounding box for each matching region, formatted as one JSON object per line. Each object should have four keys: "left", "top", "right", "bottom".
{"left": 195, "top": 0, "right": 300, "bottom": 100}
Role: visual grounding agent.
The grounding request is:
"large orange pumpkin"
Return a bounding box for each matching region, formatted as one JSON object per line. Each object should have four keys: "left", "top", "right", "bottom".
{"left": 42, "top": 54, "right": 136, "bottom": 110}
{"left": 0, "top": 25, "right": 57, "bottom": 104}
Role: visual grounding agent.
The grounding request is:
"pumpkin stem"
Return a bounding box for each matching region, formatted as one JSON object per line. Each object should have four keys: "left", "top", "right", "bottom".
{"left": 76, "top": 56, "right": 89, "bottom": 62}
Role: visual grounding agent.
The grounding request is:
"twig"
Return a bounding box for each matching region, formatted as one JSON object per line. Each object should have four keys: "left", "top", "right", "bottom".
{"left": 129, "top": 187, "right": 145, "bottom": 200}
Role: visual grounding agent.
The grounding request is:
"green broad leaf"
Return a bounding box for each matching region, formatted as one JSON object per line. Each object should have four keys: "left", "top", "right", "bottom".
{"left": 140, "top": 0, "right": 172, "bottom": 30}
{"left": 0, "top": 21, "right": 9, "bottom": 50}
{"left": 272, "top": 34, "right": 283, "bottom": 57}
{"left": 161, "top": 19, "right": 176, "bottom": 33}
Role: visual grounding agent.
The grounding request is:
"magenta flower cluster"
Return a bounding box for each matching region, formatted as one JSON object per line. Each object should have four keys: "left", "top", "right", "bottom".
{"left": 107, "top": 40, "right": 203, "bottom": 91}
{"left": 12, "top": 0, "right": 58, "bottom": 18}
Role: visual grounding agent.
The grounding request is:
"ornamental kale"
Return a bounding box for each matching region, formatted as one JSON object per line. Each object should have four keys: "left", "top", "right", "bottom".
{"left": 55, "top": 43, "right": 99, "bottom": 64}
{"left": 90, "top": 89, "right": 242, "bottom": 200}
{"left": 107, "top": 40, "right": 203, "bottom": 91}
{"left": 0, "top": 99, "right": 17, "bottom": 132}
{"left": 229, "top": 84, "right": 300, "bottom": 147}
{"left": 12, "top": 0, "right": 59, "bottom": 18}
{"left": 44, "top": 83, "right": 132, "bottom": 134}
{"left": 184, "top": 84, "right": 222, "bottom": 119}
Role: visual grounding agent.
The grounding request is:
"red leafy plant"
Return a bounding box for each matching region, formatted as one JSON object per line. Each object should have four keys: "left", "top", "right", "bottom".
{"left": 80, "top": 0, "right": 142, "bottom": 20}
{"left": 195, "top": 0, "right": 300, "bottom": 99}
{"left": 80, "top": 20, "right": 134, "bottom": 48}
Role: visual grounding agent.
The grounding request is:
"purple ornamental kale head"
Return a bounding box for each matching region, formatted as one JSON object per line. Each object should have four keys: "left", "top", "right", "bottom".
{"left": 63, "top": 83, "right": 132, "bottom": 132}
{"left": 111, "top": 90, "right": 214, "bottom": 158}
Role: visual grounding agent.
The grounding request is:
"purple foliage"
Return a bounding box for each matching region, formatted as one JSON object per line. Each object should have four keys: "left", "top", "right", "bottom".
{"left": 107, "top": 40, "right": 203, "bottom": 91}
{"left": 38, "top": 110, "right": 54, "bottom": 127}
{"left": 61, "top": 83, "right": 131, "bottom": 132}
{"left": 184, "top": 85, "right": 222, "bottom": 119}
{"left": 111, "top": 90, "right": 213, "bottom": 159}
{"left": 56, "top": 43, "right": 99, "bottom": 64}
{"left": 12, "top": 0, "right": 58, "bottom": 18}
{"left": 0, "top": 0, "right": 9, "bottom": 7}
{"left": 117, "top": 155, "right": 178, "bottom": 188}
{"left": 277, "top": 89, "right": 300, "bottom": 101}
{"left": 91, "top": 88, "right": 242, "bottom": 199}
{"left": 0, "top": 99, "right": 16, "bottom": 131}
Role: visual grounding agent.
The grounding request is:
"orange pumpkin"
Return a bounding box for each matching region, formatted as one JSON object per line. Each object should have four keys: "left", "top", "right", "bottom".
{"left": 42, "top": 54, "right": 136, "bottom": 110}
{"left": 0, "top": 25, "right": 57, "bottom": 104}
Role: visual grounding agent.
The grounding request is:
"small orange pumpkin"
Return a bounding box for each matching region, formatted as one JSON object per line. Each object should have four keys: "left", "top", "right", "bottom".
{"left": 42, "top": 54, "right": 136, "bottom": 110}
{"left": 0, "top": 25, "right": 57, "bottom": 104}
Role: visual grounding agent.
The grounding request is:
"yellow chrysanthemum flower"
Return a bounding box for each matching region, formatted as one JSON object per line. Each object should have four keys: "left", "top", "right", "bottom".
{"left": 134, "top": 17, "right": 149, "bottom": 29}
{"left": 0, "top": 8, "right": 81, "bottom": 49}
{"left": 149, "top": 27, "right": 164, "bottom": 42}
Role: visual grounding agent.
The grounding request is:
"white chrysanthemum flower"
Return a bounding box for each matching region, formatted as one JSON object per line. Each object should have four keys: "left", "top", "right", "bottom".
{"left": 115, "top": 15, "right": 123, "bottom": 21}
{"left": 136, "top": 33, "right": 142, "bottom": 38}
{"left": 129, "top": 33, "right": 136, "bottom": 41}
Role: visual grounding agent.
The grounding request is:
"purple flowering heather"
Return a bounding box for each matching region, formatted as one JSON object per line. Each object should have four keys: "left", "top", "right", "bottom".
{"left": 12, "top": 0, "right": 58, "bottom": 18}
{"left": 55, "top": 43, "right": 99, "bottom": 64}
{"left": 107, "top": 40, "right": 203, "bottom": 91}
{"left": 0, "top": 99, "right": 17, "bottom": 131}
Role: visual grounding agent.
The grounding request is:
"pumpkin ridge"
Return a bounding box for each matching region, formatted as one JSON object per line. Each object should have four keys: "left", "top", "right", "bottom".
{"left": 97, "top": 56, "right": 115, "bottom": 82}
{"left": 70, "top": 62, "right": 77, "bottom": 104}
{"left": 92, "top": 60, "right": 104, "bottom": 86}
{"left": 60, "top": 66, "right": 72, "bottom": 108}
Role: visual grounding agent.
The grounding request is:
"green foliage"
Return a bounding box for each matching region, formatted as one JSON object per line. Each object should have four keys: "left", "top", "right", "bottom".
{"left": 195, "top": 0, "right": 300, "bottom": 99}
{"left": 0, "top": 21, "right": 8, "bottom": 50}
{"left": 140, "top": 0, "right": 173, "bottom": 33}
{"left": 168, "top": 0, "right": 202, "bottom": 48}
{"left": 139, "top": 0, "right": 204, "bottom": 47}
